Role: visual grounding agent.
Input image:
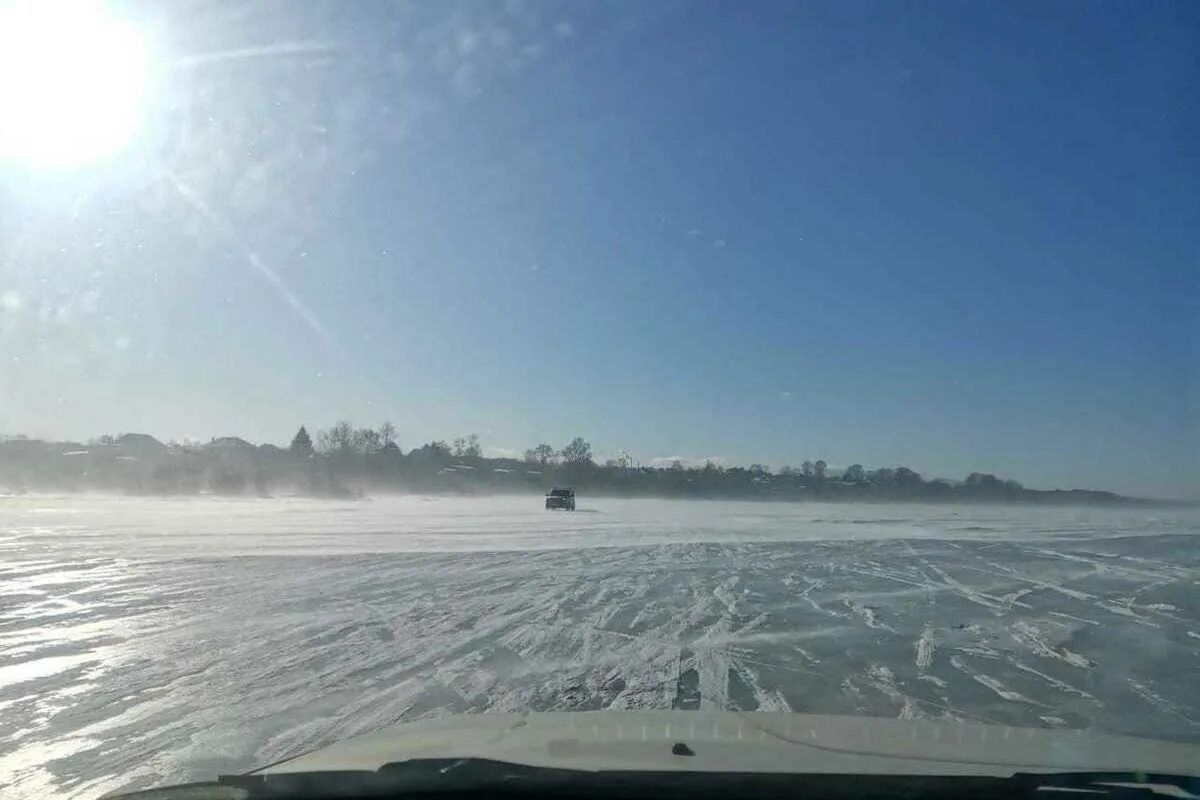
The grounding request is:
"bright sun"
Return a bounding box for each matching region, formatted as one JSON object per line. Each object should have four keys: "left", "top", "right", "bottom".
{"left": 0, "top": 0, "right": 149, "bottom": 168}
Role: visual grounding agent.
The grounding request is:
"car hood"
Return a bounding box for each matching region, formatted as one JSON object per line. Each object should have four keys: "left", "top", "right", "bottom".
{"left": 257, "top": 710, "right": 1200, "bottom": 777}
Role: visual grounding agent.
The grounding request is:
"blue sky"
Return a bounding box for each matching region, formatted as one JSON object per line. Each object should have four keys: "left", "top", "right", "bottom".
{"left": 0, "top": 1, "right": 1196, "bottom": 497}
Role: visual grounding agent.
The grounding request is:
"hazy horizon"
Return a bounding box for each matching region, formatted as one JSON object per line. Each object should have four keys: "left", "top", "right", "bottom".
{"left": 0, "top": 423, "right": 1185, "bottom": 500}
{"left": 1, "top": 2, "right": 1196, "bottom": 499}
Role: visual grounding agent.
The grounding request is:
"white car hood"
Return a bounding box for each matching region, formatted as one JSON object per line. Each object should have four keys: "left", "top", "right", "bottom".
{"left": 258, "top": 711, "right": 1200, "bottom": 778}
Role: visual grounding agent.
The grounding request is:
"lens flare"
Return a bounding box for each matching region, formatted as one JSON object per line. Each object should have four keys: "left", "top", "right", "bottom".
{"left": 0, "top": 0, "right": 149, "bottom": 168}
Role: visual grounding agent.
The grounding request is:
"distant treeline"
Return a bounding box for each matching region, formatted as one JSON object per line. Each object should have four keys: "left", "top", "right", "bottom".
{"left": 0, "top": 422, "right": 1139, "bottom": 505}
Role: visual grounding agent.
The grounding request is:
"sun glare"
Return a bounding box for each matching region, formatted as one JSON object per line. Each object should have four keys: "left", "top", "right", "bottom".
{"left": 0, "top": 0, "right": 149, "bottom": 168}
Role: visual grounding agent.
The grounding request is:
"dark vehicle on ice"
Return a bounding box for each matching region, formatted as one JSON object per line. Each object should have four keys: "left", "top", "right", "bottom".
{"left": 545, "top": 487, "right": 576, "bottom": 511}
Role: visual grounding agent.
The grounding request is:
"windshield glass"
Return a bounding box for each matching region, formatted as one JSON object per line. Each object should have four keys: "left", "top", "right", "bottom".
{"left": 1, "top": 1, "right": 1197, "bottom": 798}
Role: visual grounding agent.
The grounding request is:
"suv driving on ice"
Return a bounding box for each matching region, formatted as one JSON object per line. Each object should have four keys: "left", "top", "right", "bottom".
{"left": 545, "top": 487, "right": 576, "bottom": 511}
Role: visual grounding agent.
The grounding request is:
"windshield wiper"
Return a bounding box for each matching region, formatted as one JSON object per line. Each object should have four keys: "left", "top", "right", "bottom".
{"left": 192, "top": 758, "right": 1200, "bottom": 800}
{"left": 106, "top": 760, "right": 1200, "bottom": 800}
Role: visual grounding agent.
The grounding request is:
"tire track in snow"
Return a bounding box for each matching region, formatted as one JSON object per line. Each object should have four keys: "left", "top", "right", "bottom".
{"left": 1010, "top": 621, "right": 1093, "bottom": 669}
{"left": 865, "top": 664, "right": 921, "bottom": 719}
{"left": 1128, "top": 680, "right": 1200, "bottom": 728}
{"left": 841, "top": 598, "right": 895, "bottom": 632}
{"left": 915, "top": 626, "right": 935, "bottom": 670}
{"left": 949, "top": 656, "right": 1042, "bottom": 705}
{"left": 3, "top": 500, "right": 1200, "bottom": 800}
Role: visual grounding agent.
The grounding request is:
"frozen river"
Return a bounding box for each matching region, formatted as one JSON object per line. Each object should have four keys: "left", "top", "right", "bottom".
{"left": 2, "top": 495, "right": 1198, "bottom": 798}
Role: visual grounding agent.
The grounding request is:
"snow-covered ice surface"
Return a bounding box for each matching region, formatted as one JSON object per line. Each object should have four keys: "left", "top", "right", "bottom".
{"left": 1, "top": 495, "right": 1198, "bottom": 799}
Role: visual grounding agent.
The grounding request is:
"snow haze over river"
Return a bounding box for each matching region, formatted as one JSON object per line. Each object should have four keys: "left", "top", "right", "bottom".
{"left": 2, "top": 495, "right": 1198, "bottom": 799}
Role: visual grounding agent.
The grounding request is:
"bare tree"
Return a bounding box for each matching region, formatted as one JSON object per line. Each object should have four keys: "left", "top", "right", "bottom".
{"left": 317, "top": 421, "right": 355, "bottom": 455}
{"left": 378, "top": 421, "right": 398, "bottom": 449}
{"left": 524, "top": 443, "right": 555, "bottom": 465}
{"left": 354, "top": 427, "right": 382, "bottom": 454}
{"left": 463, "top": 433, "right": 481, "bottom": 458}
{"left": 560, "top": 437, "right": 593, "bottom": 465}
